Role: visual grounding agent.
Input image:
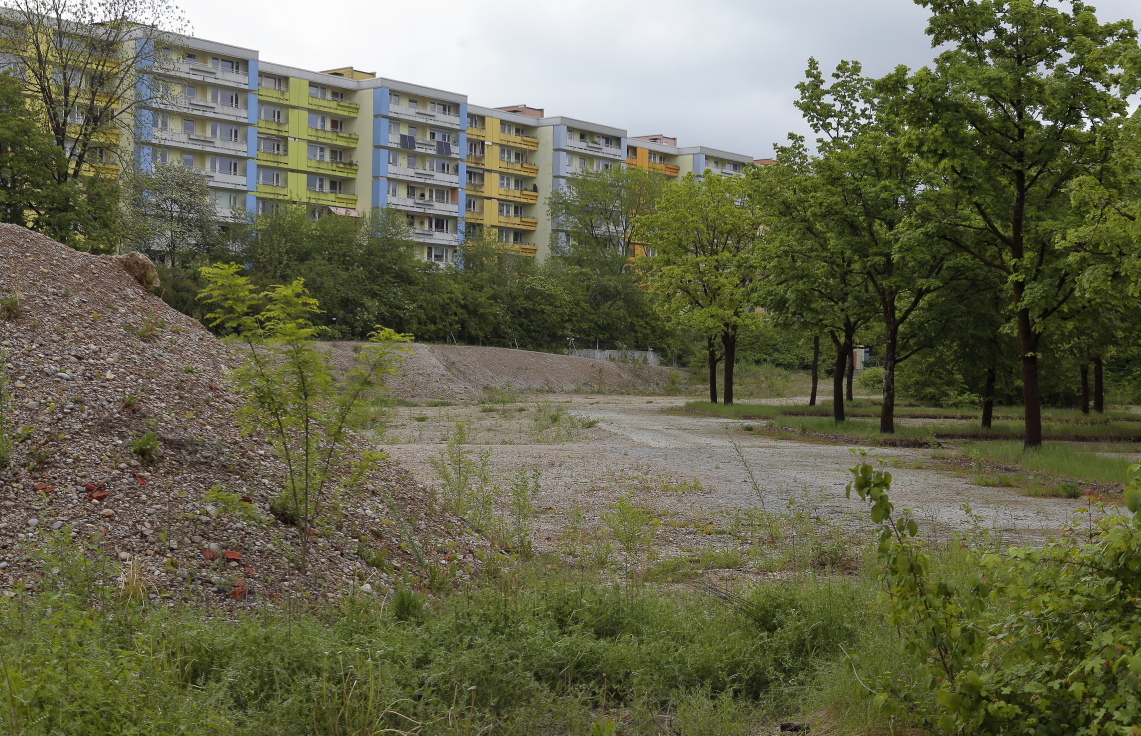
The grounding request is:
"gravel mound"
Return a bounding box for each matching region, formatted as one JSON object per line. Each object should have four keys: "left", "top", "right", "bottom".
{"left": 327, "top": 342, "right": 680, "bottom": 401}
{"left": 0, "top": 226, "right": 479, "bottom": 607}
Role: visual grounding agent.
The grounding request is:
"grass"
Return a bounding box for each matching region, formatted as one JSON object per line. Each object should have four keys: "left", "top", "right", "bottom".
{"left": 1, "top": 534, "right": 897, "bottom": 736}
{"left": 960, "top": 440, "right": 1137, "bottom": 485}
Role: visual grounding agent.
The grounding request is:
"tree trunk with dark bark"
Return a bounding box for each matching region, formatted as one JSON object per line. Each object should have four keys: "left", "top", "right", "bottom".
{"left": 707, "top": 336, "right": 719, "bottom": 404}
{"left": 1094, "top": 357, "right": 1104, "bottom": 414}
{"left": 722, "top": 328, "right": 737, "bottom": 406}
{"left": 880, "top": 325, "right": 897, "bottom": 434}
{"left": 1080, "top": 365, "right": 1090, "bottom": 415}
{"left": 1016, "top": 307, "right": 1043, "bottom": 448}
{"left": 832, "top": 339, "right": 848, "bottom": 423}
{"left": 982, "top": 366, "right": 996, "bottom": 429}
{"left": 809, "top": 336, "right": 819, "bottom": 407}
{"left": 845, "top": 349, "right": 855, "bottom": 402}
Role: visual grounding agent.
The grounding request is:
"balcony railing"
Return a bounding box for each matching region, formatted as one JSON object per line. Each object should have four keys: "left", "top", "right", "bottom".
{"left": 465, "top": 181, "right": 486, "bottom": 193}
{"left": 174, "top": 61, "right": 249, "bottom": 87}
{"left": 306, "top": 94, "right": 360, "bottom": 114}
{"left": 152, "top": 128, "right": 246, "bottom": 153}
{"left": 496, "top": 159, "right": 539, "bottom": 175}
{"left": 410, "top": 228, "right": 460, "bottom": 245}
{"left": 201, "top": 168, "right": 247, "bottom": 188}
{"left": 497, "top": 187, "right": 539, "bottom": 203}
{"left": 389, "top": 195, "right": 459, "bottom": 215}
{"left": 566, "top": 137, "right": 623, "bottom": 157}
{"left": 306, "top": 158, "right": 358, "bottom": 172}
{"left": 498, "top": 132, "right": 539, "bottom": 150}
{"left": 387, "top": 103, "right": 461, "bottom": 127}
{"left": 307, "top": 127, "right": 359, "bottom": 144}
{"left": 496, "top": 215, "right": 538, "bottom": 229}
{"left": 389, "top": 134, "right": 458, "bottom": 156}
{"left": 387, "top": 164, "right": 459, "bottom": 184}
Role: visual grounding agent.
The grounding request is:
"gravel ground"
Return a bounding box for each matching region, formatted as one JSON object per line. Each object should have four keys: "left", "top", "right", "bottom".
{"left": 382, "top": 394, "right": 1103, "bottom": 567}
{"left": 0, "top": 226, "right": 480, "bottom": 607}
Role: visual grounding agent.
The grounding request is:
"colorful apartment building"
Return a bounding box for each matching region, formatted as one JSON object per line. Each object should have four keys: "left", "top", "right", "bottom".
{"left": 121, "top": 31, "right": 755, "bottom": 263}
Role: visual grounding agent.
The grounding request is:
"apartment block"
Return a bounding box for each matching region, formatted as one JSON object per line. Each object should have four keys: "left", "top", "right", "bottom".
{"left": 108, "top": 31, "right": 755, "bottom": 264}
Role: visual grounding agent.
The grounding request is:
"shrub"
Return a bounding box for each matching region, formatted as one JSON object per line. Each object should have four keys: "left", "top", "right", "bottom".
{"left": 857, "top": 366, "right": 883, "bottom": 392}
{"left": 128, "top": 430, "right": 161, "bottom": 464}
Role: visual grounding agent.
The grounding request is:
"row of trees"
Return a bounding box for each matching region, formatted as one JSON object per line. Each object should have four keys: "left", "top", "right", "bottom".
{"left": 636, "top": 0, "right": 1141, "bottom": 448}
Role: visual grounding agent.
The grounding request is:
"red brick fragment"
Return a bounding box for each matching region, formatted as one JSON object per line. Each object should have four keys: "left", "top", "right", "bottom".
{"left": 133, "top": 474, "right": 147, "bottom": 485}
{"left": 230, "top": 586, "right": 246, "bottom": 600}
{"left": 201, "top": 548, "right": 217, "bottom": 561}
{"left": 240, "top": 495, "right": 252, "bottom": 503}
{"left": 242, "top": 565, "right": 255, "bottom": 574}
{"left": 222, "top": 551, "right": 241, "bottom": 562}
{"left": 85, "top": 491, "right": 109, "bottom": 501}
{"left": 34, "top": 483, "right": 47, "bottom": 490}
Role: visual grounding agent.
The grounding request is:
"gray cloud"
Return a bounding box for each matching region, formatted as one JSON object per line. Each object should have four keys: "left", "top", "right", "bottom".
{"left": 179, "top": 0, "right": 1138, "bottom": 158}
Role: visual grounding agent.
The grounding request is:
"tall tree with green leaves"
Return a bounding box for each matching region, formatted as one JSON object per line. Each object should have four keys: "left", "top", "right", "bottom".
{"left": 121, "top": 162, "right": 218, "bottom": 267}
{"left": 639, "top": 172, "right": 766, "bottom": 405}
{"left": 903, "top": 0, "right": 1139, "bottom": 446}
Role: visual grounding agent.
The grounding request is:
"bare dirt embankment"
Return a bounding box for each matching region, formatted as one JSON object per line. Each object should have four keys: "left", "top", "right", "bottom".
{"left": 324, "top": 342, "right": 681, "bottom": 401}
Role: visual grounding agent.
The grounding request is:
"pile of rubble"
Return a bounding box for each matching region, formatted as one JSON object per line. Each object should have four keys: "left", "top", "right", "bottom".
{"left": 0, "top": 225, "right": 481, "bottom": 608}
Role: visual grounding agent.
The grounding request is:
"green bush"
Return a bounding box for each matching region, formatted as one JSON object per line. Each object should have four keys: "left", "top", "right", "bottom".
{"left": 857, "top": 366, "right": 884, "bottom": 393}
{"left": 848, "top": 454, "right": 1141, "bottom": 734}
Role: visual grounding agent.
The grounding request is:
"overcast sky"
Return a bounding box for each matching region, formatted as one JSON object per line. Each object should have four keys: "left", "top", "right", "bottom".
{"left": 177, "top": 0, "right": 1138, "bottom": 158}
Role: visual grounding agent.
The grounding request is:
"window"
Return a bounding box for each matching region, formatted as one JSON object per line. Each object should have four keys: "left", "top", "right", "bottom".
{"left": 728, "top": 162, "right": 742, "bottom": 173}
{"left": 407, "top": 185, "right": 417, "bottom": 198}
{"left": 152, "top": 148, "right": 168, "bottom": 164}
{"left": 426, "top": 246, "right": 449, "bottom": 263}
{"left": 387, "top": 180, "right": 398, "bottom": 197}
{"left": 499, "top": 174, "right": 511, "bottom": 189}
{"left": 256, "top": 199, "right": 279, "bottom": 215}
{"left": 259, "top": 74, "right": 285, "bottom": 91}
{"left": 468, "top": 140, "right": 484, "bottom": 157}
{"left": 429, "top": 130, "right": 451, "bottom": 143}
{"left": 330, "top": 119, "right": 344, "bottom": 132}
{"left": 307, "top": 174, "right": 326, "bottom": 192}
{"left": 153, "top": 113, "right": 170, "bottom": 130}
{"left": 465, "top": 198, "right": 479, "bottom": 212}
{"left": 214, "top": 191, "right": 238, "bottom": 208}
{"left": 429, "top": 101, "right": 450, "bottom": 115}
{"left": 210, "top": 122, "right": 240, "bottom": 141}
{"left": 407, "top": 98, "right": 419, "bottom": 108}
{"left": 387, "top": 150, "right": 398, "bottom": 165}
{"left": 258, "top": 137, "right": 285, "bottom": 154}
{"left": 211, "top": 88, "right": 241, "bottom": 108}
{"left": 429, "top": 218, "right": 449, "bottom": 233}
{"left": 329, "top": 149, "right": 344, "bottom": 162}
{"left": 330, "top": 89, "right": 345, "bottom": 101}
{"left": 601, "top": 136, "right": 614, "bottom": 147}
{"left": 259, "top": 105, "right": 284, "bottom": 123}
{"left": 308, "top": 84, "right": 327, "bottom": 99}
{"left": 407, "top": 154, "right": 417, "bottom": 169}
{"left": 428, "top": 159, "right": 451, "bottom": 174}
{"left": 579, "top": 157, "right": 586, "bottom": 169}
{"left": 627, "top": 146, "right": 637, "bottom": 158}
{"left": 468, "top": 114, "right": 484, "bottom": 129}
{"left": 500, "top": 121, "right": 512, "bottom": 135}
{"left": 498, "top": 202, "right": 522, "bottom": 218}
{"left": 182, "top": 153, "right": 194, "bottom": 168}
{"left": 308, "top": 113, "right": 326, "bottom": 130}
{"left": 158, "top": 82, "right": 174, "bottom": 97}
{"left": 210, "top": 156, "right": 240, "bottom": 175}
{"left": 429, "top": 188, "right": 448, "bottom": 203}
{"left": 328, "top": 179, "right": 344, "bottom": 194}
{"left": 389, "top": 93, "right": 400, "bottom": 106}
{"left": 184, "top": 52, "right": 197, "bottom": 63}
{"left": 258, "top": 168, "right": 283, "bottom": 186}
{"left": 212, "top": 57, "right": 238, "bottom": 73}
{"left": 184, "top": 84, "right": 196, "bottom": 99}
{"left": 307, "top": 144, "right": 327, "bottom": 161}
{"left": 466, "top": 170, "right": 484, "bottom": 185}
{"left": 182, "top": 118, "right": 195, "bottom": 134}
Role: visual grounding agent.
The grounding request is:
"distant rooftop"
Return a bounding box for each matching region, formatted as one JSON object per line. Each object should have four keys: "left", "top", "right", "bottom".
{"left": 495, "top": 104, "right": 544, "bottom": 119}
{"left": 632, "top": 134, "right": 677, "bottom": 147}
{"left": 321, "top": 67, "right": 376, "bottom": 80}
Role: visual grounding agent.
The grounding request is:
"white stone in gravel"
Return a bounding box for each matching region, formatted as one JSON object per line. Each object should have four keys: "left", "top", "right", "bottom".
{"left": 26, "top": 518, "right": 38, "bottom": 528}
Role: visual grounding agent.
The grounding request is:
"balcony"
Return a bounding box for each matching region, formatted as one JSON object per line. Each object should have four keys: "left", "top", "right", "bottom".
{"left": 256, "top": 150, "right": 289, "bottom": 166}
{"left": 388, "top": 134, "right": 459, "bottom": 157}
{"left": 387, "top": 102, "right": 461, "bottom": 128}
{"left": 497, "top": 215, "right": 538, "bottom": 230}
{"left": 494, "top": 159, "right": 539, "bottom": 176}
{"left": 498, "top": 131, "right": 539, "bottom": 150}
{"left": 464, "top": 210, "right": 486, "bottom": 224}
{"left": 565, "top": 137, "right": 623, "bottom": 158}
{"left": 306, "top": 158, "right": 358, "bottom": 174}
{"left": 257, "top": 118, "right": 289, "bottom": 135}
{"left": 202, "top": 169, "right": 247, "bottom": 189}
{"left": 306, "top": 127, "right": 358, "bottom": 145}
{"left": 306, "top": 94, "right": 360, "bottom": 116}
{"left": 152, "top": 128, "right": 247, "bottom": 154}
{"left": 304, "top": 188, "right": 357, "bottom": 206}
{"left": 257, "top": 86, "right": 289, "bottom": 103}
{"left": 409, "top": 228, "right": 460, "bottom": 246}
{"left": 387, "top": 164, "right": 459, "bottom": 186}
{"left": 171, "top": 60, "right": 249, "bottom": 88}
{"left": 465, "top": 181, "right": 486, "bottom": 194}
{"left": 497, "top": 187, "right": 538, "bottom": 204}
{"left": 388, "top": 195, "right": 459, "bottom": 216}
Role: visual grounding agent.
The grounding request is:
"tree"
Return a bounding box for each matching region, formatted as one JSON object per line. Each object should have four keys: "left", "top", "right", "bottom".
{"left": 790, "top": 59, "right": 966, "bottom": 433}
{"left": 904, "top": 0, "right": 1139, "bottom": 446}
{"left": 639, "top": 172, "right": 766, "bottom": 405}
{"left": 0, "top": 0, "right": 187, "bottom": 182}
{"left": 0, "top": 72, "right": 118, "bottom": 248}
{"left": 121, "top": 162, "right": 218, "bottom": 267}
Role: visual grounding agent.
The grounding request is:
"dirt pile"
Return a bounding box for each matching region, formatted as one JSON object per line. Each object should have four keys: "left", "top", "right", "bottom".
{"left": 326, "top": 342, "right": 681, "bottom": 401}
{"left": 0, "top": 225, "right": 478, "bottom": 607}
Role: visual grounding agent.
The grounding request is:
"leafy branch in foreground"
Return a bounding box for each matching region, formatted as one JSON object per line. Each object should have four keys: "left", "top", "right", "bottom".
{"left": 848, "top": 450, "right": 1141, "bottom": 734}
{"left": 197, "top": 263, "right": 410, "bottom": 573}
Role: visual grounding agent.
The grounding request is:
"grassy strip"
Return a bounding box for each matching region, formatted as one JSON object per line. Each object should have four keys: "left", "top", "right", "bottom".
{"left": 959, "top": 440, "right": 1137, "bottom": 485}
{"left": 4, "top": 541, "right": 892, "bottom": 736}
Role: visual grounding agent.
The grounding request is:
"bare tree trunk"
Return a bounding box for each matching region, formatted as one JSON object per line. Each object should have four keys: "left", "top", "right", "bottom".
{"left": 1093, "top": 357, "right": 1104, "bottom": 413}
{"left": 707, "top": 336, "right": 719, "bottom": 404}
{"left": 845, "top": 348, "right": 855, "bottom": 402}
{"left": 1080, "top": 365, "right": 1090, "bottom": 415}
{"left": 1016, "top": 307, "right": 1042, "bottom": 448}
{"left": 722, "top": 328, "right": 737, "bottom": 406}
{"left": 832, "top": 339, "right": 848, "bottom": 423}
{"left": 809, "top": 336, "right": 820, "bottom": 407}
{"left": 982, "top": 366, "right": 996, "bottom": 429}
{"left": 880, "top": 326, "right": 897, "bottom": 434}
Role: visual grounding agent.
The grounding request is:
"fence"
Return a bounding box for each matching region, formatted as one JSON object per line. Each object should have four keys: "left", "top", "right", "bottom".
{"left": 568, "top": 348, "right": 660, "bottom": 366}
